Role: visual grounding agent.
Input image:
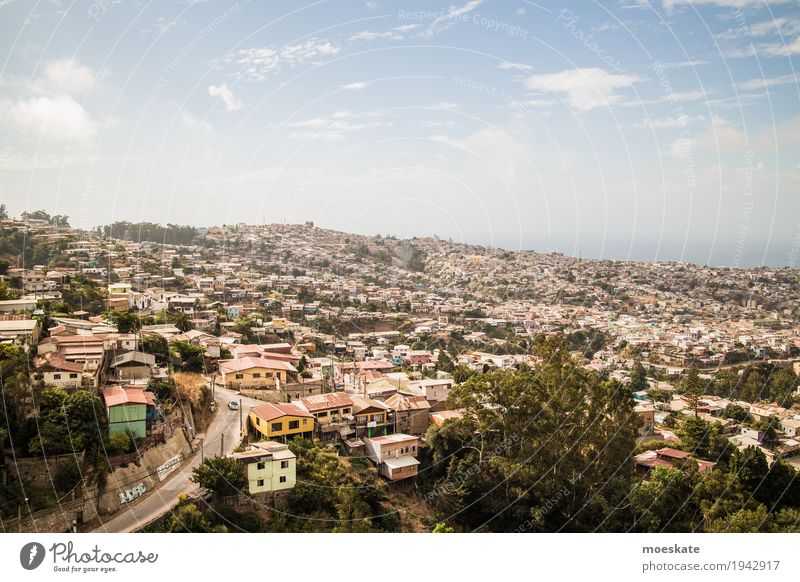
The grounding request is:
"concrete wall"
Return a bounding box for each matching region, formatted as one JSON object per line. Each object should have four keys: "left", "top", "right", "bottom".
{"left": 97, "top": 427, "right": 193, "bottom": 515}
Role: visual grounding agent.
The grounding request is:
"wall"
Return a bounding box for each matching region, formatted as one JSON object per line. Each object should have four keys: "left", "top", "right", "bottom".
{"left": 97, "top": 427, "right": 193, "bottom": 515}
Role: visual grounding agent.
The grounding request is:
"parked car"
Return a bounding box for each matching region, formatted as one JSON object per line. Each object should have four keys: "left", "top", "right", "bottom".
{"left": 228, "top": 400, "right": 239, "bottom": 410}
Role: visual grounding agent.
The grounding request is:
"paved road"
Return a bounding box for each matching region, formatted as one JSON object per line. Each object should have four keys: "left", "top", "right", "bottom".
{"left": 92, "top": 386, "right": 263, "bottom": 532}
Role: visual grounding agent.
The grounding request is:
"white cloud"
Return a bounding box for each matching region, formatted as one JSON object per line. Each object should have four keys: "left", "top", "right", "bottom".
{"left": 37, "top": 57, "right": 97, "bottom": 96}
{"left": 286, "top": 110, "right": 390, "bottom": 140}
{"left": 208, "top": 83, "right": 242, "bottom": 112}
{"left": 525, "top": 67, "right": 642, "bottom": 110}
{"left": 498, "top": 61, "right": 533, "bottom": 71}
{"left": 424, "top": 0, "right": 484, "bottom": 36}
{"left": 13, "top": 95, "right": 96, "bottom": 142}
{"left": 350, "top": 30, "right": 402, "bottom": 41}
{"left": 631, "top": 114, "right": 705, "bottom": 129}
{"left": 342, "top": 81, "right": 369, "bottom": 91}
{"left": 180, "top": 110, "right": 213, "bottom": 135}
{"left": 224, "top": 39, "right": 339, "bottom": 80}
{"left": 739, "top": 73, "right": 797, "bottom": 90}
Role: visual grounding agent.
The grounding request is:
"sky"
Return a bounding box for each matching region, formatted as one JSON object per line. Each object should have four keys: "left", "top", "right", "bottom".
{"left": 0, "top": 0, "right": 799, "bottom": 268}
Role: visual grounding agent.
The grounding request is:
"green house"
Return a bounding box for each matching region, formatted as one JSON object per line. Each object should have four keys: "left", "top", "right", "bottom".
{"left": 102, "top": 386, "right": 154, "bottom": 439}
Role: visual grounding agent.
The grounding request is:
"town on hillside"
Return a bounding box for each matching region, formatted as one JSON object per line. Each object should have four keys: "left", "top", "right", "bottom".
{"left": 1, "top": 208, "right": 799, "bottom": 533}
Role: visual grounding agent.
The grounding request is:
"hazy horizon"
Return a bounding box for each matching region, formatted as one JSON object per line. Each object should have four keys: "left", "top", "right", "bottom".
{"left": 2, "top": 0, "right": 799, "bottom": 269}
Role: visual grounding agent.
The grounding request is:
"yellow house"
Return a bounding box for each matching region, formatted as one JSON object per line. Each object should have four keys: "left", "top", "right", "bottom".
{"left": 232, "top": 441, "right": 296, "bottom": 493}
{"left": 249, "top": 402, "right": 314, "bottom": 442}
{"left": 219, "top": 356, "right": 297, "bottom": 389}
{"left": 351, "top": 395, "right": 391, "bottom": 438}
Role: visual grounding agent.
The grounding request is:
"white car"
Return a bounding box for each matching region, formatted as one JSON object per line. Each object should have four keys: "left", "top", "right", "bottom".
{"left": 227, "top": 400, "right": 239, "bottom": 410}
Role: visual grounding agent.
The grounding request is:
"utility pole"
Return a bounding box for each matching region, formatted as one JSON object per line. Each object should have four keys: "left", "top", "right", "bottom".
{"left": 200, "top": 439, "right": 204, "bottom": 462}
{"left": 239, "top": 399, "right": 243, "bottom": 438}
{"left": 220, "top": 433, "right": 224, "bottom": 457}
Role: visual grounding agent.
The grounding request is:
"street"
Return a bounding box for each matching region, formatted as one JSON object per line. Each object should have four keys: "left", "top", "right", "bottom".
{"left": 91, "top": 385, "right": 264, "bottom": 533}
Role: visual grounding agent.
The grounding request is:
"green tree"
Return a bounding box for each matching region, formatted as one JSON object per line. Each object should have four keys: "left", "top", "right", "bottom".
{"left": 679, "top": 368, "right": 704, "bottom": 417}
{"left": 191, "top": 456, "right": 247, "bottom": 498}
{"left": 630, "top": 361, "right": 649, "bottom": 392}
{"left": 677, "top": 416, "right": 729, "bottom": 461}
{"left": 141, "top": 333, "right": 169, "bottom": 361}
{"left": 630, "top": 466, "right": 699, "bottom": 532}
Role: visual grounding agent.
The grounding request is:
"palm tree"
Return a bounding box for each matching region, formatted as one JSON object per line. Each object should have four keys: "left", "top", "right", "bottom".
{"left": 171, "top": 311, "right": 194, "bottom": 332}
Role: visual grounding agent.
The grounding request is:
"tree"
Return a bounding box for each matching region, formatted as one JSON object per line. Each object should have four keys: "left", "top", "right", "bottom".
{"left": 171, "top": 311, "right": 194, "bottom": 333}
{"left": 141, "top": 333, "right": 169, "bottom": 361}
{"left": 424, "top": 336, "right": 639, "bottom": 532}
{"left": 706, "top": 505, "right": 771, "bottom": 533}
{"left": 729, "top": 446, "right": 769, "bottom": 495}
{"left": 170, "top": 340, "right": 205, "bottom": 373}
{"left": 721, "top": 403, "right": 749, "bottom": 423}
{"left": 630, "top": 361, "right": 649, "bottom": 392}
{"left": 630, "top": 466, "right": 699, "bottom": 532}
{"left": 677, "top": 416, "right": 729, "bottom": 461}
{"left": 108, "top": 311, "right": 140, "bottom": 334}
{"left": 436, "top": 349, "right": 455, "bottom": 373}
{"left": 191, "top": 456, "right": 247, "bottom": 498}
{"left": 679, "top": 368, "right": 704, "bottom": 417}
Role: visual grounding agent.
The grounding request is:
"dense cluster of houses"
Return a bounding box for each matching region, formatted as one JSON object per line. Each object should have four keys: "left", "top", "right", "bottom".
{"left": 1, "top": 217, "right": 798, "bottom": 499}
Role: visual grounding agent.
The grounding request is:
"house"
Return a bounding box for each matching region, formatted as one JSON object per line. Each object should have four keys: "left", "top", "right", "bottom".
{"left": 293, "top": 393, "right": 354, "bottom": 442}
{"left": 364, "top": 433, "right": 420, "bottom": 481}
{"left": 351, "top": 395, "right": 391, "bottom": 438}
{"left": 410, "top": 378, "right": 453, "bottom": 404}
{"left": 430, "top": 410, "right": 464, "bottom": 427}
{"left": 168, "top": 296, "right": 199, "bottom": 315}
{"left": 232, "top": 441, "right": 296, "bottom": 494}
{"left": 109, "top": 351, "right": 155, "bottom": 382}
{"left": 633, "top": 447, "right": 716, "bottom": 477}
{"left": 0, "top": 319, "right": 40, "bottom": 347}
{"left": 0, "top": 299, "right": 37, "bottom": 313}
{"left": 102, "top": 385, "right": 155, "bottom": 439}
{"left": 780, "top": 418, "right": 800, "bottom": 438}
{"left": 384, "top": 393, "right": 431, "bottom": 435}
{"left": 219, "top": 356, "right": 297, "bottom": 390}
{"left": 248, "top": 402, "right": 314, "bottom": 442}
{"left": 635, "top": 403, "right": 656, "bottom": 437}
{"left": 32, "top": 355, "right": 85, "bottom": 389}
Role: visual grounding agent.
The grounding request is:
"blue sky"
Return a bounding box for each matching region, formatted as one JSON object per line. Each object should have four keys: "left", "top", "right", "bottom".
{"left": 0, "top": 0, "right": 798, "bottom": 267}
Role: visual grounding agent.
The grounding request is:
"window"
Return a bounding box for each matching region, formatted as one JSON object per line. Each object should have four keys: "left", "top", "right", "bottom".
{"left": 342, "top": 408, "right": 351, "bottom": 414}
{"left": 281, "top": 460, "right": 289, "bottom": 469}
{"left": 53, "top": 374, "right": 61, "bottom": 380}
{"left": 279, "top": 476, "right": 287, "bottom": 483}
{"left": 271, "top": 422, "right": 283, "bottom": 432}
{"left": 266, "top": 372, "right": 273, "bottom": 378}
{"left": 235, "top": 373, "right": 243, "bottom": 379}
{"left": 69, "top": 373, "right": 78, "bottom": 379}
{"left": 253, "top": 372, "right": 261, "bottom": 378}
{"left": 318, "top": 411, "right": 328, "bottom": 417}
{"left": 257, "top": 479, "right": 264, "bottom": 487}
{"left": 288, "top": 420, "right": 299, "bottom": 430}
{"left": 257, "top": 462, "right": 265, "bottom": 470}
{"left": 302, "top": 418, "right": 308, "bottom": 425}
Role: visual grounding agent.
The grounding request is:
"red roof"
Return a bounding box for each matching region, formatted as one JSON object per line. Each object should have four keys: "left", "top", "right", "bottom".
{"left": 102, "top": 385, "right": 152, "bottom": 407}
{"left": 251, "top": 402, "right": 312, "bottom": 422}
{"left": 299, "top": 392, "right": 353, "bottom": 412}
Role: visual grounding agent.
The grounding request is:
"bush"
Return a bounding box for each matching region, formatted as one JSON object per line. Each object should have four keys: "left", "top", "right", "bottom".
{"left": 109, "top": 431, "right": 133, "bottom": 454}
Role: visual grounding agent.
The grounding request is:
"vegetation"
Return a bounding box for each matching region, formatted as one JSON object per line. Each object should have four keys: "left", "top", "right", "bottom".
{"left": 191, "top": 456, "right": 247, "bottom": 498}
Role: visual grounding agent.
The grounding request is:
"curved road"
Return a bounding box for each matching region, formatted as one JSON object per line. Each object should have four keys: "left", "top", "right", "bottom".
{"left": 92, "top": 385, "right": 264, "bottom": 532}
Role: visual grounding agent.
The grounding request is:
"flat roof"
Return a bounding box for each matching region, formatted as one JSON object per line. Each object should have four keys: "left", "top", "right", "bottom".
{"left": 383, "top": 456, "right": 420, "bottom": 469}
